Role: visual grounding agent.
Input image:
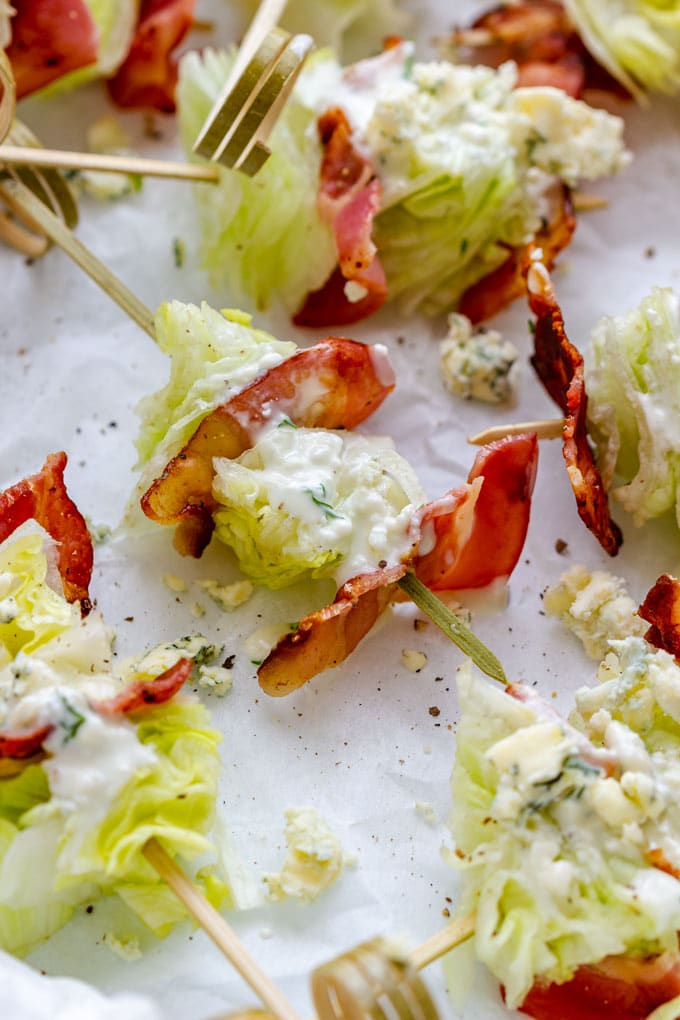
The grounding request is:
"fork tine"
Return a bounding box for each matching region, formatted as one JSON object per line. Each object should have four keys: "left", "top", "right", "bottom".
{"left": 217, "top": 32, "right": 313, "bottom": 171}
{"left": 195, "top": 26, "right": 290, "bottom": 162}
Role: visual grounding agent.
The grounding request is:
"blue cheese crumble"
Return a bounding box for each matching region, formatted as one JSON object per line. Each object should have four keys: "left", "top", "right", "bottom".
{"left": 440, "top": 313, "right": 518, "bottom": 403}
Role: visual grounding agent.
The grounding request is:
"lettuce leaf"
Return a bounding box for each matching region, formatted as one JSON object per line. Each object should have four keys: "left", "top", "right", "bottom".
{"left": 177, "top": 49, "right": 337, "bottom": 313}
{"left": 565, "top": 0, "right": 680, "bottom": 99}
{"left": 0, "top": 535, "right": 83, "bottom": 661}
{"left": 448, "top": 663, "right": 680, "bottom": 1008}
{"left": 135, "top": 300, "right": 296, "bottom": 484}
{"left": 587, "top": 287, "right": 680, "bottom": 526}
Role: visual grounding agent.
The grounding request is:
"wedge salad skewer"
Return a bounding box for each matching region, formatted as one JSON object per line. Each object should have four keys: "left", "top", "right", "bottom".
{"left": 0, "top": 455, "right": 312, "bottom": 1020}
{"left": 177, "top": 36, "right": 629, "bottom": 326}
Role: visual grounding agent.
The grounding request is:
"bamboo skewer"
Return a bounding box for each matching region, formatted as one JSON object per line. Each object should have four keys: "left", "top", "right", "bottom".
{"left": 0, "top": 145, "right": 222, "bottom": 182}
{"left": 409, "top": 914, "right": 476, "bottom": 971}
{"left": 468, "top": 418, "right": 565, "bottom": 445}
{"left": 2, "top": 175, "right": 156, "bottom": 337}
{"left": 143, "top": 838, "right": 304, "bottom": 1020}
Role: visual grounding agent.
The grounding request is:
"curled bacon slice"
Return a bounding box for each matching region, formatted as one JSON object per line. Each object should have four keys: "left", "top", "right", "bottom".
{"left": 6, "top": 0, "right": 99, "bottom": 98}
{"left": 527, "top": 259, "right": 622, "bottom": 556}
{"left": 518, "top": 952, "right": 680, "bottom": 1020}
{"left": 107, "top": 0, "right": 195, "bottom": 112}
{"left": 94, "top": 657, "right": 193, "bottom": 716}
{"left": 638, "top": 574, "right": 680, "bottom": 658}
{"left": 258, "top": 566, "right": 407, "bottom": 698}
{"left": 0, "top": 452, "right": 93, "bottom": 611}
{"left": 450, "top": 1, "right": 628, "bottom": 100}
{"left": 459, "top": 183, "right": 575, "bottom": 325}
{"left": 141, "top": 337, "right": 395, "bottom": 557}
{"left": 258, "top": 435, "right": 537, "bottom": 696}
{"left": 294, "top": 108, "right": 388, "bottom": 327}
{"left": 0, "top": 723, "right": 53, "bottom": 760}
{"left": 415, "top": 434, "right": 538, "bottom": 590}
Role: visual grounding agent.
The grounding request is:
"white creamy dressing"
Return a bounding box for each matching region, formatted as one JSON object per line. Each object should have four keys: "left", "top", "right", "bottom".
{"left": 299, "top": 41, "right": 413, "bottom": 145}
{"left": 212, "top": 421, "right": 425, "bottom": 586}
{"left": 43, "top": 701, "right": 156, "bottom": 867}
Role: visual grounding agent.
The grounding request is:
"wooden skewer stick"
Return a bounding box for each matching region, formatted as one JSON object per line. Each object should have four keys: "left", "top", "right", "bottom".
{"left": 0, "top": 145, "right": 221, "bottom": 182}
{"left": 143, "top": 838, "right": 304, "bottom": 1020}
{"left": 468, "top": 418, "right": 565, "bottom": 445}
{"left": 409, "top": 913, "right": 476, "bottom": 971}
{"left": 1, "top": 175, "right": 155, "bottom": 338}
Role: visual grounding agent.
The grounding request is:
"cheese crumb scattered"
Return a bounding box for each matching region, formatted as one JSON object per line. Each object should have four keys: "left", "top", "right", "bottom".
{"left": 544, "top": 565, "right": 646, "bottom": 660}
{"left": 191, "top": 602, "right": 206, "bottom": 618}
{"left": 402, "top": 648, "right": 427, "bottom": 672}
{"left": 162, "top": 573, "right": 187, "bottom": 593}
{"left": 416, "top": 801, "right": 437, "bottom": 824}
{"left": 197, "top": 665, "right": 233, "bottom": 697}
{"left": 440, "top": 313, "right": 518, "bottom": 404}
{"left": 198, "top": 578, "right": 254, "bottom": 610}
{"left": 102, "top": 932, "right": 142, "bottom": 961}
{"left": 264, "top": 807, "right": 344, "bottom": 903}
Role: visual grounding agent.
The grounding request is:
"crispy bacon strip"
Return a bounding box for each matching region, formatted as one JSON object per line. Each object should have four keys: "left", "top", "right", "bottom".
{"left": 107, "top": 0, "right": 195, "bottom": 112}
{"left": 518, "top": 952, "right": 680, "bottom": 1020}
{"left": 450, "top": 1, "right": 628, "bottom": 100}
{"left": 258, "top": 435, "right": 538, "bottom": 696}
{"left": 0, "top": 724, "right": 53, "bottom": 759}
{"left": 7, "top": 0, "right": 99, "bottom": 98}
{"left": 415, "top": 434, "right": 538, "bottom": 590}
{"left": 527, "top": 259, "right": 622, "bottom": 556}
{"left": 638, "top": 574, "right": 680, "bottom": 658}
{"left": 0, "top": 452, "right": 93, "bottom": 611}
{"left": 94, "top": 657, "right": 193, "bottom": 716}
{"left": 141, "top": 337, "right": 394, "bottom": 557}
{"left": 258, "top": 566, "right": 407, "bottom": 697}
{"left": 294, "top": 108, "right": 388, "bottom": 327}
{"left": 459, "top": 183, "right": 575, "bottom": 325}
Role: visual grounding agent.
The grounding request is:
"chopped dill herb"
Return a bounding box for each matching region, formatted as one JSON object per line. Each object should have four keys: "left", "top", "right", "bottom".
{"left": 58, "top": 695, "right": 86, "bottom": 744}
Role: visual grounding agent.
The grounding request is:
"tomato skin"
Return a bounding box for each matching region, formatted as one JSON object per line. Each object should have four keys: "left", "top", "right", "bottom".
{"left": 517, "top": 954, "right": 680, "bottom": 1020}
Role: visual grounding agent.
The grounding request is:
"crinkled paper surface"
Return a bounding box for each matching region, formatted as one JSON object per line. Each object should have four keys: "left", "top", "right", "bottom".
{"left": 1, "top": 1, "right": 680, "bottom": 1017}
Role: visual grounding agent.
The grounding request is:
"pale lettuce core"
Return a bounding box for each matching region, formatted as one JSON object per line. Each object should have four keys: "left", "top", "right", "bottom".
{"left": 178, "top": 46, "right": 628, "bottom": 317}
{"left": 587, "top": 287, "right": 680, "bottom": 527}
{"left": 448, "top": 661, "right": 680, "bottom": 1008}
{"left": 135, "top": 300, "right": 296, "bottom": 488}
{"left": 0, "top": 534, "right": 223, "bottom": 955}
{"left": 565, "top": 0, "right": 680, "bottom": 99}
{"left": 212, "top": 424, "right": 425, "bottom": 589}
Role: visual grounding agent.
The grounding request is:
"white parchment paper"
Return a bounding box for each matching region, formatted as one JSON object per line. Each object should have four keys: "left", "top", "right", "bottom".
{"left": 1, "top": 2, "right": 680, "bottom": 1017}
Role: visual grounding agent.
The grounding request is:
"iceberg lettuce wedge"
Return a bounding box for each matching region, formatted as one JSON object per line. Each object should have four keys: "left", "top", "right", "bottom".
{"left": 449, "top": 661, "right": 680, "bottom": 1008}
{"left": 565, "top": 0, "right": 680, "bottom": 99}
{"left": 211, "top": 426, "right": 424, "bottom": 589}
{"left": 587, "top": 287, "right": 680, "bottom": 527}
